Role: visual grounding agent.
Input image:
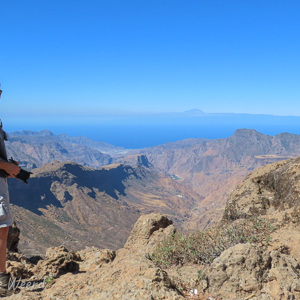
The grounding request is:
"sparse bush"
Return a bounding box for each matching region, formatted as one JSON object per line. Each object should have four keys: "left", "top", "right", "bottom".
{"left": 44, "top": 275, "right": 54, "bottom": 285}
{"left": 150, "top": 217, "right": 277, "bottom": 268}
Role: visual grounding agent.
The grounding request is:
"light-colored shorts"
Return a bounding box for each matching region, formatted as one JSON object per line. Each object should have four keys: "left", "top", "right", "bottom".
{"left": 0, "top": 178, "right": 12, "bottom": 228}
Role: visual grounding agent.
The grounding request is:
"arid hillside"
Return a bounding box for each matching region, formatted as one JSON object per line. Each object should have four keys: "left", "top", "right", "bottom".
{"left": 6, "top": 130, "right": 123, "bottom": 169}
{"left": 9, "top": 159, "right": 197, "bottom": 256}
{"left": 131, "top": 129, "right": 300, "bottom": 229}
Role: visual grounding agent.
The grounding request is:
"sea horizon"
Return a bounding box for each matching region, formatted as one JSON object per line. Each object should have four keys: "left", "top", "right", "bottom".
{"left": 5, "top": 121, "right": 300, "bottom": 149}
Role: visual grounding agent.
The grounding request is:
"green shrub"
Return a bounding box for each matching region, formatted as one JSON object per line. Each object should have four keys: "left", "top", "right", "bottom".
{"left": 150, "top": 217, "right": 276, "bottom": 268}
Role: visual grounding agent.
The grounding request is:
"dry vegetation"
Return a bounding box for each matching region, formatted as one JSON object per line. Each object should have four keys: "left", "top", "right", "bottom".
{"left": 150, "top": 217, "right": 277, "bottom": 268}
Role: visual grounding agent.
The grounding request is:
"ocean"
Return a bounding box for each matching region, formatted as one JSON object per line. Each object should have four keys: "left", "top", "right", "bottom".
{"left": 5, "top": 113, "right": 300, "bottom": 149}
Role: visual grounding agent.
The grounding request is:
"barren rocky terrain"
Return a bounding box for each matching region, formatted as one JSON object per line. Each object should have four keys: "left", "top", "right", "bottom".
{"left": 4, "top": 155, "right": 300, "bottom": 299}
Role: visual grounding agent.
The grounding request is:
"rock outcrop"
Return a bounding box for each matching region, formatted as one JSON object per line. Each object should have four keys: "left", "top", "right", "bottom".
{"left": 6, "top": 245, "right": 81, "bottom": 283}
{"left": 7, "top": 213, "right": 183, "bottom": 299}
{"left": 206, "top": 243, "right": 300, "bottom": 299}
{"left": 223, "top": 156, "right": 300, "bottom": 222}
{"left": 202, "top": 157, "right": 300, "bottom": 299}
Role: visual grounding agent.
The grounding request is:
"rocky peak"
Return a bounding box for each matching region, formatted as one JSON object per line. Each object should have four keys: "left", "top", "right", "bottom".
{"left": 231, "top": 128, "right": 270, "bottom": 145}
{"left": 116, "top": 154, "right": 153, "bottom": 168}
{"left": 233, "top": 128, "right": 262, "bottom": 136}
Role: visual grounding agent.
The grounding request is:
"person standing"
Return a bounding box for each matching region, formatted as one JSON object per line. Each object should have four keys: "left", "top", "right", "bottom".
{"left": 0, "top": 85, "right": 21, "bottom": 296}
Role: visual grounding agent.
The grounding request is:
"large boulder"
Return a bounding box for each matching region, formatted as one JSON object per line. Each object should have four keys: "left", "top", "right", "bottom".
{"left": 204, "top": 243, "right": 300, "bottom": 299}
{"left": 32, "top": 245, "right": 81, "bottom": 278}
{"left": 124, "top": 213, "right": 174, "bottom": 252}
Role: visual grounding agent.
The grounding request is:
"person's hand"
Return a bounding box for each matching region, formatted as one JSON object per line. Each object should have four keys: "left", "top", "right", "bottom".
{"left": 0, "top": 161, "right": 21, "bottom": 177}
{"left": 7, "top": 164, "right": 21, "bottom": 177}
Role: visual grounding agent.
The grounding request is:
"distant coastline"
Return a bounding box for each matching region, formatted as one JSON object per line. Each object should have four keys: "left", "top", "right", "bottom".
{"left": 5, "top": 110, "right": 300, "bottom": 148}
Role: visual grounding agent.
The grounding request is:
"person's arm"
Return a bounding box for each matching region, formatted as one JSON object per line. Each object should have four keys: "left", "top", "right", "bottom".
{"left": 0, "top": 161, "right": 21, "bottom": 177}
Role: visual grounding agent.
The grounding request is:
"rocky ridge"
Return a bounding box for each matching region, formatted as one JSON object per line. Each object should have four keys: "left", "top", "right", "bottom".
{"left": 9, "top": 159, "right": 197, "bottom": 256}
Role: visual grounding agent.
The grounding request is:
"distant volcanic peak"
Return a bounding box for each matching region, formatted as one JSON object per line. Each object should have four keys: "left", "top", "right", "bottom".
{"left": 184, "top": 108, "right": 205, "bottom": 114}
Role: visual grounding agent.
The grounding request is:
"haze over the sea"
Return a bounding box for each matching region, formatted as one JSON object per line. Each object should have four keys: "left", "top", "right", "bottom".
{"left": 6, "top": 109, "right": 300, "bottom": 148}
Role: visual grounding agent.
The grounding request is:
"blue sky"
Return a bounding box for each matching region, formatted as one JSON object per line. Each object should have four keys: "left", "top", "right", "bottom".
{"left": 1, "top": 0, "right": 300, "bottom": 124}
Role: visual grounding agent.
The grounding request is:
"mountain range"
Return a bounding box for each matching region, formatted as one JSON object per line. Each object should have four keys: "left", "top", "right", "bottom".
{"left": 6, "top": 130, "right": 125, "bottom": 169}
{"left": 129, "top": 129, "right": 300, "bottom": 229}
{"left": 6, "top": 128, "right": 300, "bottom": 255}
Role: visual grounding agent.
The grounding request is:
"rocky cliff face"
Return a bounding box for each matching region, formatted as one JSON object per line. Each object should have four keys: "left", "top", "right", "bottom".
{"left": 223, "top": 156, "right": 300, "bottom": 221}
{"left": 5, "top": 156, "right": 300, "bottom": 299}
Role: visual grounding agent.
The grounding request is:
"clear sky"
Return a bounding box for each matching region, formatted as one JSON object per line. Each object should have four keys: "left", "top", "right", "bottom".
{"left": 1, "top": 0, "right": 300, "bottom": 124}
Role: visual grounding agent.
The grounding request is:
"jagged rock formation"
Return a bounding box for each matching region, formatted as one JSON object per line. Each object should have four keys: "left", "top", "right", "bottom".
{"left": 205, "top": 243, "right": 300, "bottom": 299}
{"left": 117, "top": 154, "right": 153, "bottom": 168}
